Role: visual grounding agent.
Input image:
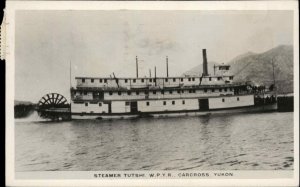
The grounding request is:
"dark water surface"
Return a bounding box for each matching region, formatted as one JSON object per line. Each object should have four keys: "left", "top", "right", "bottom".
{"left": 15, "top": 112, "right": 294, "bottom": 171}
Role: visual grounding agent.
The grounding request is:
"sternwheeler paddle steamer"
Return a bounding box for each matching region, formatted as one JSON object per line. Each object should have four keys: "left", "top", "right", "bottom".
{"left": 66, "top": 49, "right": 277, "bottom": 120}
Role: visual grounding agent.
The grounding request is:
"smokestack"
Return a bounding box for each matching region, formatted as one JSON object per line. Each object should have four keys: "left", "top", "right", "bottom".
{"left": 166, "top": 56, "right": 169, "bottom": 77}
{"left": 202, "top": 49, "right": 208, "bottom": 76}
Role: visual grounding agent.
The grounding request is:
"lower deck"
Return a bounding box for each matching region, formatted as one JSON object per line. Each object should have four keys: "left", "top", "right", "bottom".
{"left": 71, "top": 102, "right": 277, "bottom": 120}
{"left": 70, "top": 94, "right": 278, "bottom": 119}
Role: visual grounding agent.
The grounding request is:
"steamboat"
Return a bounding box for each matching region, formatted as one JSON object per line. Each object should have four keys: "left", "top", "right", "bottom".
{"left": 37, "top": 49, "right": 277, "bottom": 120}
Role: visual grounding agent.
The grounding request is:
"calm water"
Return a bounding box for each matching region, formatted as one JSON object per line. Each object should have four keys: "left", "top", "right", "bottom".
{"left": 15, "top": 112, "right": 294, "bottom": 171}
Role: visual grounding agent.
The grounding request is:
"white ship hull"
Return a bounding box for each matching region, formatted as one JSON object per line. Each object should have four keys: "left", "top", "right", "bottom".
{"left": 71, "top": 102, "right": 277, "bottom": 120}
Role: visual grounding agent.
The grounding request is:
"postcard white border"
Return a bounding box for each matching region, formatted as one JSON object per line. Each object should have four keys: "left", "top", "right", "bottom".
{"left": 5, "top": 1, "right": 299, "bottom": 186}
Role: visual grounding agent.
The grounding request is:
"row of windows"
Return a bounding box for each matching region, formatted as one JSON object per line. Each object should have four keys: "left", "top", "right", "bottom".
{"left": 107, "top": 88, "right": 234, "bottom": 96}
{"left": 146, "top": 100, "right": 185, "bottom": 106}
{"left": 222, "top": 97, "right": 239, "bottom": 102}
{"left": 75, "top": 88, "right": 234, "bottom": 96}
{"left": 80, "top": 76, "right": 234, "bottom": 83}
{"left": 85, "top": 102, "right": 103, "bottom": 106}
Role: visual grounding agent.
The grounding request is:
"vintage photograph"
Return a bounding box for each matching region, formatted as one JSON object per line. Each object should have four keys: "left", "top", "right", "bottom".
{"left": 5, "top": 1, "right": 298, "bottom": 186}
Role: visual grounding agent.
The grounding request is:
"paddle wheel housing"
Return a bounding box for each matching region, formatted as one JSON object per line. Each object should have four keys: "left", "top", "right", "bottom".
{"left": 37, "top": 93, "right": 71, "bottom": 120}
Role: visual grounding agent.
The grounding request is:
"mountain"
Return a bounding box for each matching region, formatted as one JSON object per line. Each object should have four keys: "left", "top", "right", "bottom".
{"left": 228, "top": 45, "right": 293, "bottom": 93}
{"left": 183, "top": 45, "right": 293, "bottom": 94}
{"left": 182, "top": 61, "right": 218, "bottom": 76}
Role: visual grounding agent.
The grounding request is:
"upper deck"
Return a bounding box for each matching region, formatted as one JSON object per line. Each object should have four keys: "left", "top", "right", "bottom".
{"left": 74, "top": 49, "right": 235, "bottom": 90}
{"left": 75, "top": 75, "right": 234, "bottom": 90}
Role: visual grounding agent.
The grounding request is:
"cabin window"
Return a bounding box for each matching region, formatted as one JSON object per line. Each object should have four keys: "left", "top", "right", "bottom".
{"left": 224, "top": 88, "right": 227, "bottom": 92}
{"left": 154, "top": 79, "right": 156, "bottom": 82}
{"left": 109, "top": 91, "right": 113, "bottom": 95}
{"left": 84, "top": 91, "right": 87, "bottom": 95}
{"left": 230, "top": 88, "right": 233, "bottom": 91}
{"left": 127, "top": 91, "right": 131, "bottom": 95}
{"left": 169, "top": 90, "right": 173, "bottom": 94}
{"left": 222, "top": 98, "right": 225, "bottom": 102}
{"left": 145, "top": 91, "right": 149, "bottom": 94}
{"left": 161, "top": 90, "right": 164, "bottom": 95}
{"left": 104, "top": 79, "right": 107, "bottom": 83}
{"left": 182, "top": 90, "right": 185, "bottom": 93}
{"left": 125, "top": 102, "right": 130, "bottom": 106}
{"left": 212, "top": 89, "right": 215, "bottom": 92}
{"left": 219, "top": 88, "right": 222, "bottom": 92}
{"left": 146, "top": 102, "right": 150, "bottom": 106}
{"left": 200, "top": 77, "right": 202, "bottom": 81}
{"left": 133, "top": 79, "right": 136, "bottom": 83}
{"left": 118, "top": 91, "right": 121, "bottom": 95}
{"left": 189, "top": 90, "right": 192, "bottom": 93}
{"left": 229, "top": 76, "right": 233, "bottom": 80}
{"left": 182, "top": 100, "right": 185, "bottom": 105}
{"left": 192, "top": 78, "right": 195, "bottom": 81}
{"left": 141, "top": 79, "right": 144, "bottom": 83}
{"left": 153, "top": 91, "right": 156, "bottom": 94}
{"left": 218, "top": 77, "right": 221, "bottom": 80}
{"left": 209, "top": 77, "right": 212, "bottom": 81}
{"left": 204, "top": 89, "right": 207, "bottom": 93}
{"left": 150, "top": 79, "right": 152, "bottom": 82}
{"left": 172, "top": 101, "right": 175, "bottom": 105}
{"left": 91, "top": 79, "right": 94, "bottom": 83}
{"left": 125, "top": 79, "right": 128, "bottom": 83}
{"left": 181, "top": 78, "right": 183, "bottom": 82}
{"left": 99, "top": 103, "right": 102, "bottom": 106}
{"left": 237, "top": 97, "right": 240, "bottom": 101}
{"left": 85, "top": 103, "right": 88, "bottom": 106}
{"left": 173, "top": 78, "right": 176, "bottom": 82}
{"left": 136, "top": 91, "right": 139, "bottom": 95}
{"left": 100, "top": 79, "right": 102, "bottom": 83}
{"left": 163, "top": 101, "right": 166, "bottom": 105}
{"left": 177, "top": 90, "right": 180, "bottom": 94}
{"left": 165, "top": 78, "right": 168, "bottom": 82}
{"left": 193, "top": 90, "right": 196, "bottom": 93}
{"left": 82, "top": 78, "right": 85, "bottom": 83}
{"left": 188, "top": 78, "right": 191, "bottom": 81}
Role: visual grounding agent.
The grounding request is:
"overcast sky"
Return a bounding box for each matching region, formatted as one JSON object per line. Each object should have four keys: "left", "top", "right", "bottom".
{"left": 15, "top": 10, "right": 293, "bottom": 102}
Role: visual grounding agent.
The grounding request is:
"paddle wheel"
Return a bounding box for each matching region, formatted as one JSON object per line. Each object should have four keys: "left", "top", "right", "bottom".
{"left": 37, "top": 93, "right": 71, "bottom": 120}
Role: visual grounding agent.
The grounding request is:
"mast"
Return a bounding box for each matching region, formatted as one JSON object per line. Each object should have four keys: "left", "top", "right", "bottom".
{"left": 271, "top": 57, "right": 277, "bottom": 100}
{"left": 69, "top": 60, "right": 72, "bottom": 112}
{"left": 149, "top": 69, "right": 151, "bottom": 78}
{"left": 154, "top": 66, "right": 157, "bottom": 86}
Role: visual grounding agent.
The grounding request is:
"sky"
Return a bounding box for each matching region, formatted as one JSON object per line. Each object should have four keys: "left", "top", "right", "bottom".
{"left": 15, "top": 10, "right": 294, "bottom": 102}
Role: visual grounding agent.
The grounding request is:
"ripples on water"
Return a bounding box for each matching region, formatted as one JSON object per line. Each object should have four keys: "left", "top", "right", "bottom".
{"left": 15, "top": 112, "right": 294, "bottom": 171}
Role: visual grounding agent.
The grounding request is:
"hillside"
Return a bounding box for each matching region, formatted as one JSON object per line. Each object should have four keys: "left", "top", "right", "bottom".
{"left": 184, "top": 45, "right": 293, "bottom": 94}
{"left": 182, "top": 61, "right": 218, "bottom": 76}
{"left": 228, "top": 45, "right": 293, "bottom": 93}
